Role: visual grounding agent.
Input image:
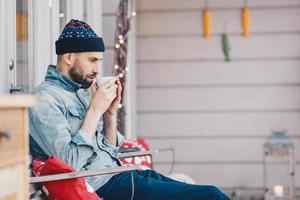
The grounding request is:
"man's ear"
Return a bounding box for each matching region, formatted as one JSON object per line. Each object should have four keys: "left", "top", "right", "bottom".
{"left": 63, "top": 53, "right": 75, "bottom": 65}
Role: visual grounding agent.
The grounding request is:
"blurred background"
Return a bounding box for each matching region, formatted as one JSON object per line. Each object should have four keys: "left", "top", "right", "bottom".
{"left": 0, "top": 0, "right": 299, "bottom": 199}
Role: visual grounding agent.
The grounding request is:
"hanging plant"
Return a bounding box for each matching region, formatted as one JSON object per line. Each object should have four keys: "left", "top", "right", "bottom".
{"left": 241, "top": 3, "right": 251, "bottom": 37}
{"left": 222, "top": 33, "right": 231, "bottom": 61}
{"left": 202, "top": 0, "right": 212, "bottom": 39}
{"left": 203, "top": 8, "right": 212, "bottom": 39}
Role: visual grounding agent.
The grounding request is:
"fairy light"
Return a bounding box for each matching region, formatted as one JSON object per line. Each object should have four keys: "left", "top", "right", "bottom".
{"left": 119, "top": 39, "right": 124, "bottom": 44}
{"left": 114, "top": 64, "right": 119, "bottom": 69}
{"left": 113, "top": 0, "right": 134, "bottom": 133}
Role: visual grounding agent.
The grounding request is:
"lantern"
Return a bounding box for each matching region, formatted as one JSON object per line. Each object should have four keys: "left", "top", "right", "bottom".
{"left": 263, "top": 130, "right": 295, "bottom": 200}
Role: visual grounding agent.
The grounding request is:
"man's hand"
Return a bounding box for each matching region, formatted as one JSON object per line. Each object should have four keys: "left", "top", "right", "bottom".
{"left": 106, "top": 77, "right": 122, "bottom": 116}
{"left": 103, "top": 77, "right": 122, "bottom": 146}
{"left": 80, "top": 79, "right": 117, "bottom": 139}
{"left": 89, "top": 78, "right": 117, "bottom": 115}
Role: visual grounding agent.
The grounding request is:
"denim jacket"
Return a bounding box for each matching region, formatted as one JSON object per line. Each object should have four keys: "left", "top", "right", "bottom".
{"left": 29, "top": 65, "right": 125, "bottom": 190}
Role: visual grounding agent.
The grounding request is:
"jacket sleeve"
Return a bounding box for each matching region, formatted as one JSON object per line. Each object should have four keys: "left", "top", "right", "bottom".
{"left": 29, "top": 95, "right": 96, "bottom": 170}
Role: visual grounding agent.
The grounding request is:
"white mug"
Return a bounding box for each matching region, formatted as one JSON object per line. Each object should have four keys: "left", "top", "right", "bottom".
{"left": 96, "top": 76, "right": 116, "bottom": 85}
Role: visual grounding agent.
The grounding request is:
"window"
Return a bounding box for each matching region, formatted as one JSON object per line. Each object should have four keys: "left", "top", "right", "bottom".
{"left": 16, "top": 0, "right": 30, "bottom": 93}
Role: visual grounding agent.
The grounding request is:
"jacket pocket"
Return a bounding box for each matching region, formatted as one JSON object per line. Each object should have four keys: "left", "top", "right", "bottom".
{"left": 68, "top": 108, "right": 85, "bottom": 120}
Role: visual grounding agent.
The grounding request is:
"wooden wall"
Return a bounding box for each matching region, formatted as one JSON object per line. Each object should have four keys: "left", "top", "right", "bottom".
{"left": 103, "top": 0, "right": 300, "bottom": 197}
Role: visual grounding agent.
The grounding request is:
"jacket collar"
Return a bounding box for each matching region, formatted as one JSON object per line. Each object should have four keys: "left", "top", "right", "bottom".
{"left": 45, "top": 65, "right": 82, "bottom": 91}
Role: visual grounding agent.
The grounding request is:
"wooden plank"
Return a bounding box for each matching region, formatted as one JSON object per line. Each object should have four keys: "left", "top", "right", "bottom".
{"left": 154, "top": 163, "right": 300, "bottom": 188}
{"left": 138, "top": 34, "right": 300, "bottom": 61}
{"left": 138, "top": 0, "right": 300, "bottom": 11}
{"left": 138, "top": 112, "right": 300, "bottom": 137}
{"left": 137, "top": 60, "right": 300, "bottom": 87}
{"left": 137, "top": 86, "right": 300, "bottom": 112}
{"left": 138, "top": 8, "right": 300, "bottom": 36}
{"left": 145, "top": 138, "right": 300, "bottom": 162}
{"left": 0, "top": 164, "right": 25, "bottom": 200}
{"left": 0, "top": 193, "right": 17, "bottom": 200}
{"left": 0, "top": 95, "right": 36, "bottom": 108}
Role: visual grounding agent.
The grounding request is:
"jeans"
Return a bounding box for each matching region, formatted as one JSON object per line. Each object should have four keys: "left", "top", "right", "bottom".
{"left": 96, "top": 170, "right": 230, "bottom": 200}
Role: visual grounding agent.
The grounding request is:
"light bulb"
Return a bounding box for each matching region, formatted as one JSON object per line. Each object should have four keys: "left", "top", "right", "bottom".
{"left": 119, "top": 39, "right": 124, "bottom": 44}
{"left": 115, "top": 43, "right": 120, "bottom": 49}
{"left": 118, "top": 35, "right": 123, "bottom": 40}
{"left": 118, "top": 73, "right": 124, "bottom": 78}
{"left": 114, "top": 64, "right": 119, "bottom": 69}
{"left": 273, "top": 185, "right": 284, "bottom": 197}
{"left": 125, "top": 67, "right": 129, "bottom": 71}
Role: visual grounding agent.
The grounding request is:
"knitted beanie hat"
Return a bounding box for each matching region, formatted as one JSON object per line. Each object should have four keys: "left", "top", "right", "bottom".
{"left": 55, "top": 19, "right": 105, "bottom": 55}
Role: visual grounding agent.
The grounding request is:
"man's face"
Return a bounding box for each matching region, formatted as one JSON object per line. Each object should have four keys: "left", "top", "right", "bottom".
{"left": 68, "top": 52, "right": 103, "bottom": 89}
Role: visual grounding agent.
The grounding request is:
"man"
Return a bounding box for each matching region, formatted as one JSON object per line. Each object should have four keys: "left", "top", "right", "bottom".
{"left": 29, "top": 19, "right": 230, "bottom": 200}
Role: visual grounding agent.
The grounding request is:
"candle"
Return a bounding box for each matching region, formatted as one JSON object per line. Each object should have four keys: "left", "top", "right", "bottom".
{"left": 273, "top": 185, "right": 284, "bottom": 197}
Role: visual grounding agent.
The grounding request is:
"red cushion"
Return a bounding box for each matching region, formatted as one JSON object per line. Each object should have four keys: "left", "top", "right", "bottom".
{"left": 33, "top": 156, "right": 101, "bottom": 200}
{"left": 120, "top": 138, "right": 152, "bottom": 169}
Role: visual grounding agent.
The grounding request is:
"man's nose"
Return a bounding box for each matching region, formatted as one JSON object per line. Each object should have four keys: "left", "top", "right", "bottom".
{"left": 93, "top": 65, "right": 101, "bottom": 74}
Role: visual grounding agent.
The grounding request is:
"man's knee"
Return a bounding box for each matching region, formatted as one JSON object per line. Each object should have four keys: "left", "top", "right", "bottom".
{"left": 203, "top": 185, "right": 230, "bottom": 200}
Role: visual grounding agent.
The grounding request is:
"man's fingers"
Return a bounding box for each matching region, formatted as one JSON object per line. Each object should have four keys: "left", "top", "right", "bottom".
{"left": 91, "top": 83, "right": 98, "bottom": 94}
{"left": 107, "top": 92, "right": 117, "bottom": 101}
{"left": 101, "top": 77, "right": 117, "bottom": 88}
{"left": 107, "top": 85, "right": 117, "bottom": 93}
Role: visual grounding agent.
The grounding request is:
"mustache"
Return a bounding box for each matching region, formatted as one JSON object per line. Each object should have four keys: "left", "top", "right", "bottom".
{"left": 86, "top": 74, "right": 97, "bottom": 79}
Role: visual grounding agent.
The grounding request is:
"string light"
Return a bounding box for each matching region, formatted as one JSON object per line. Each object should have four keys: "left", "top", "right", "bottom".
{"left": 113, "top": 0, "right": 134, "bottom": 133}
{"left": 119, "top": 39, "right": 124, "bottom": 44}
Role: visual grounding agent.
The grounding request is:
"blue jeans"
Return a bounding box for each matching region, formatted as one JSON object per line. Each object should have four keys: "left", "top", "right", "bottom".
{"left": 96, "top": 170, "right": 230, "bottom": 200}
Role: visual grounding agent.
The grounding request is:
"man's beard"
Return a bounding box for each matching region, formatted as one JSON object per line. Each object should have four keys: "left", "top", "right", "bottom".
{"left": 69, "top": 66, "right": 95, "bottom": 89}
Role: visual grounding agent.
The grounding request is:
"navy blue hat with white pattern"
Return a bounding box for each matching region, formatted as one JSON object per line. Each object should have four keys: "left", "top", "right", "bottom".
{"left": 55, "top": 19, "right": 105, "bottom": 55}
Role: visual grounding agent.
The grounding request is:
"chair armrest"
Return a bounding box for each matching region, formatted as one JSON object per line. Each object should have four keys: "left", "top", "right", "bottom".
{"left": 118, "top": 147, "right": 141, "bottom": 153}
{"left": 118, "top": 150, "right": 159, "bottom": 159}
{"left": 30, "top": 164, "right": 143, "bottom": 184}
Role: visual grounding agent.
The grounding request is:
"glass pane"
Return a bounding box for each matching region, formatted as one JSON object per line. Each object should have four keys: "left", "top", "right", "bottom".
{"left": 16, "top": 0, "right": 29, "bottom": 93}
